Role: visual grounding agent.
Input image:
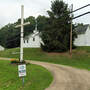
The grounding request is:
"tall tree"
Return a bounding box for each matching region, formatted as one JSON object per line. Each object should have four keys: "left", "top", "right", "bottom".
{"left": 0, "top": 16, "right": 36, "bottom": 48}
{"left": 36, "top": 15, "right": 47, "bottom": 32}
{"left": 0, "top": 24, "right": 20, "bottom": 48}
{"left": 41, "top": 0, "right": 77, "bottom": 52}
{"left": 24, "top": 16, "right": 36, "bottom": 36}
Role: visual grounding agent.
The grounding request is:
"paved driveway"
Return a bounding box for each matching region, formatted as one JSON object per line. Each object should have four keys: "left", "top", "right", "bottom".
{"left": 29, "top": 61, "right": 90, "bottom": 90}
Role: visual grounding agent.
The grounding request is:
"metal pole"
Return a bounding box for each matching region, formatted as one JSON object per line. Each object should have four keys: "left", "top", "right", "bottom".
{"left": 22, "top": 77, "right": 24, "bottom": 86}
{"left": 20, "top": 5, "right": 24, "bottom": 62}
{"left": 70, "top": 4, "right": 73, "bottom": 56}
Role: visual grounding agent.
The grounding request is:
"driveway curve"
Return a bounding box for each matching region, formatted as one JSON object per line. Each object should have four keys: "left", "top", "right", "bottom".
{"left": 0, "top": 57, "right": 90, "bottom": 90}
{"left": 28, "top": 61, "right": 90, "bottom": 90}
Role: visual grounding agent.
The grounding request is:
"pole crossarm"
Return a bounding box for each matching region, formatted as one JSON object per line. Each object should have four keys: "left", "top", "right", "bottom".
{"left": 15, "top": 22, "right": 30, "bottom": 28}
{"left": 73, "top": 12, "right": 90, "bottom": 19}
{"left": 70, "top": 4, "right": 90, "bottom": 14}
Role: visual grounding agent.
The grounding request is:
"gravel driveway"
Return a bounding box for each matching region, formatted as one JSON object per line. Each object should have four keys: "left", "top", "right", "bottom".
{"left": 29, "top": 61, "right": 90, "bottom": 90}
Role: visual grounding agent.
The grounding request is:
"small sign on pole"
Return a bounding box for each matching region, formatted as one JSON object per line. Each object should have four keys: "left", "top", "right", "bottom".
{"left": 18, "top": 64, "right": 26, "bottom": 77}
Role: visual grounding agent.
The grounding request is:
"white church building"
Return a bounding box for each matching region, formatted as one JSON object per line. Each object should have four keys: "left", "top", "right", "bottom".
{"left": 23, "top": 22, "right": 90, "bottom": 48}
{"left": 74, "top": 24, "right": 90, "bottom": 46}
{"left": 23, "top": 22, "right": 42, "bottom": 48}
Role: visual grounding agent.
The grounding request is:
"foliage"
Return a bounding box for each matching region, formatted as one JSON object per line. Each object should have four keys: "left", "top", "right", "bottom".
{"left": 0, "top": 24, "right": 20, "bottom": 48}
{"left": 0, "top": 16, "right": 36, "bottom": 48}
{"left": 36, "top": 15, "right": 48, "bottom": 32}
{"left": 24, "top": 16, "right": 36, "bottom": 36}
{"left": 0, "top": 15, "right": 48, "bottom": 48}
{"left": 40, "top": 0, "right": 77, "bottom": 52}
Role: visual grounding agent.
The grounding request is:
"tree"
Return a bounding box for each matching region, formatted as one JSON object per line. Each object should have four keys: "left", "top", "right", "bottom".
{"left": 40, "top": 0, "right": 77, "bottom": 52}
{"left": 0, "top": 16, "right": 36, "bottom": 48}
{"left": 24, "top": 16, "right": 36, "bottom": 36}
{"left": 36, "top": 15, "right": 47, "bottom": 32}
{"left": 0, "top": 24, "right": 20, "bottom": 48}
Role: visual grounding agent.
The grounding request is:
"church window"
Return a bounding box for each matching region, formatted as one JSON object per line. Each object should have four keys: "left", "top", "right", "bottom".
{"left": 27, "top": 40, "right": 28, "bottom": 43}
{"left": 24, "top": 40, "right": 25, "bottom": 43}
{"left": 33, "top": 38, "right": 35, "bottom": 41}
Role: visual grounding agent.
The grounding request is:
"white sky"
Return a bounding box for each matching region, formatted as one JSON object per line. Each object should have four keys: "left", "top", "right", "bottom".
{"left": 0, "top": 0, "right": 90, "bottom": 27}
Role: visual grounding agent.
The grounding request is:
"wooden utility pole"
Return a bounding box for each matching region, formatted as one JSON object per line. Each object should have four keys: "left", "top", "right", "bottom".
{"left": 70, "top": 4, "right": 73, "bottom": 56}
{"left": 16, "top": 5, "right": 30, "bottom": 62}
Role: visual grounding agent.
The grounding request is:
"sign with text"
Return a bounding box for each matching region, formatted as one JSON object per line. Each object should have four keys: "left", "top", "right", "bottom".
{"left": 18, "top": 64, "right": 26, "bottom": 77}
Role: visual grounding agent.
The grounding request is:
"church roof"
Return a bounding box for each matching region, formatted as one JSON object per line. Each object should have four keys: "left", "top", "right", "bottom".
{"left": 75, "top": 24, "right": 89, "bottom": 34}
{"left": 24, "top": 32, "right": 40, "bottom": 39}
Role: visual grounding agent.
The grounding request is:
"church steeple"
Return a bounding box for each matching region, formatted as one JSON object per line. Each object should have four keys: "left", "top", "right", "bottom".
{"left": 33, "top": 20, "right": 38, "bottom": 33}
{"left": 35, "top": 20, "right": 38, "bottom": 31}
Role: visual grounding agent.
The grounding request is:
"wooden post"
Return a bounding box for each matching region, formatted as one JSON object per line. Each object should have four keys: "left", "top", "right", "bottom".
{"left": 70, "top": 4, "right": 73, "bottom": 56}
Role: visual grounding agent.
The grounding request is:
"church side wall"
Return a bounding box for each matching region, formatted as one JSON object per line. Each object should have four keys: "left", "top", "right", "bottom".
{"left": 23, "top": 35, "right": 42, "bottom": 48}
{"left": 85, "top": 26, "right": 90, "bottom": 46}
{"left": 74, "top": 34, "right": 86, "bottom": 46}
{"left": 74, "top": 26, "right": 90, "bottom": 46}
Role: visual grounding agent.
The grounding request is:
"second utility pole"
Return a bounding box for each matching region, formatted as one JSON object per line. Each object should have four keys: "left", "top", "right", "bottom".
{"left": 70, "top": 4, "right": 73, "bottom": 56}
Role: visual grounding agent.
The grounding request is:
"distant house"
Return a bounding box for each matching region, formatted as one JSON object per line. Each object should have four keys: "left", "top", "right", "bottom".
{"left": 0, "top": 45, "right": 5, "bottom": 51}
{"left": 74, "top": 24, "right": 90, "bottom": 46}
{"left": 23, "top": 22, "right": 42, "bottom": 48}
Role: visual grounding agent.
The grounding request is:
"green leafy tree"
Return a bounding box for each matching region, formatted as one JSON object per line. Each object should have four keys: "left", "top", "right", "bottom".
{"left": 0, "top": 24, "right": 20, "bottom": 48}
{"left": 0, "top": 16, "right": 36, "bottom": 48}
{"left": 36, "top": 15, "right": 47, "bottom": 32}
{"left": 24, "top": 16, "right": 36, "bottom": 36}
{"left": 41, "top": 0, "right": 77, "bottom": 52}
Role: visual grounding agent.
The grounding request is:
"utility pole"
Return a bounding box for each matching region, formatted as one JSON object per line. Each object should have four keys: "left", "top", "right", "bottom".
{"left": 16, "top": 5, "right": 30, "bottom": 62}
{"left": 69, "top": 4, "right": 90, "bottom": 56}
{"left": 70, "top": 4, "right": 73, "bottom": 56}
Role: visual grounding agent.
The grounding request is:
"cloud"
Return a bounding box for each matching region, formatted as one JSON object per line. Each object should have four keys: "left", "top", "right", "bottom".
{"left": 0, "top": 0, "right": 90, "bottom": 27}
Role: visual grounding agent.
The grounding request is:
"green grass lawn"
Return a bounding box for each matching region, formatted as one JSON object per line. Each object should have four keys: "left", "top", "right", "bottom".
{"left": 0, "top": 60, "right": 53, "bottom": 90}
{"left": 0, "top": 46, "right": 90, "bottom": 70}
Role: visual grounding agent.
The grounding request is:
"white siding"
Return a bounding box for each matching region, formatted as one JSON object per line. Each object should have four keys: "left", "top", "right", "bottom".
{"left": 23, "top": 34, "right": 42, "bottom": 48}
{"left": 85, "top": 26, "right": 90, "bottom": 46}
{"left": 74, "top": 34, "right": 86, "bottom": 46}
{"left": 74, "top": 25, "right": 90, "bottom": 46}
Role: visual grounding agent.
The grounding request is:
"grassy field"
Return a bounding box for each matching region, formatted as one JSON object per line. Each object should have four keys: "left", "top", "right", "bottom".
{"left": 0, "top": 60, "right": 53, "bottom": 90}
{"left": 0, "top": 46, "right": 90, "bottom": 70}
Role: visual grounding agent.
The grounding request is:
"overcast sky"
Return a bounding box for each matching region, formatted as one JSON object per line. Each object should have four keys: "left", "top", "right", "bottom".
{"left": 0, "top": 0, "right": 90, "bottom": 27}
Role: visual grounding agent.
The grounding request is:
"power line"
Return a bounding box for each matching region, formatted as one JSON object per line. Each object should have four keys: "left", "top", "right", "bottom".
{"left": 70, "top": 4, "right": 90, "bottom": 13}
{"left": 73, "top": 12, "right": 90, "bottom": 19}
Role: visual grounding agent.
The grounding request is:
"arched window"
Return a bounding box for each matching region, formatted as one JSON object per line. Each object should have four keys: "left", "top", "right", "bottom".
{"left": 33, "top": 38, "right": 35, "bottom": 41}
{"left": 24, "top": 40, "right": 25, "bottom": 43}
{"left": 27, "top": 40, "right": 28, "bottom": 43}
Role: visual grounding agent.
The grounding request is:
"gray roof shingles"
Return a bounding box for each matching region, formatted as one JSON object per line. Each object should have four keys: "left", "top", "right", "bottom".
{"left": 75, "top": 24, "right": 89, "bottom": 34}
